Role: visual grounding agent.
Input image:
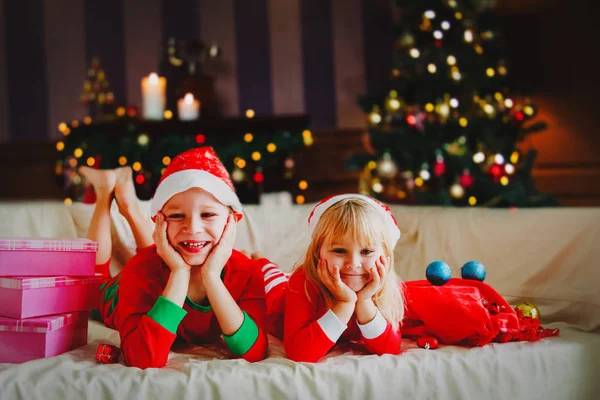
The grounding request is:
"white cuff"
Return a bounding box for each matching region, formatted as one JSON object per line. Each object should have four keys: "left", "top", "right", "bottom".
{"left": 357, "top": 309, "right": 387, "bottom": 339}
{"left": 317, "top": 309, "right": 347, "bottom": 342}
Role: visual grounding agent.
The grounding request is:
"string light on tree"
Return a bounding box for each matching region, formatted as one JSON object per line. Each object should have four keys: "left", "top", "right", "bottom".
{"left": 409, "top": 48, "right": 420, "bottom": 58}
{"left": 433, "top": 30, "right": 443, "bottom": 40}
{"left": 510, "top": 151, "right": 520, "bottom": 164}
{"left": 473, "top": 152, "right": 485, "bottom": 164}
{"left": 441, "top": 21, "right": 451, "bottom": 30}
{"left": 377, "top": 153, "right": 398, "bottom": 178}
{"left": 505, "top": 164, "right": 515, "bottom": 174}
{"left": 450, "top": 183, "right": 465, "bottom": 199}
{"left": 231, "top": 168, "right": 245, "bottom": 183}
{"left": 424, "top": 10, "right": 436, "bottom": 19}
{"left": 369, "top": 107, "right": 382, "bottom": 125}
{"left": 495, "top": 154, "right": 505, "bottom": 164}
{"left": 464, "top": 30, "right": 474, "bottom": 43}
{"left": 428, "top": 64, "right": 437, "bottom": 74}
{"left": 447, "top": 55, "right": 457, "bottom": 65}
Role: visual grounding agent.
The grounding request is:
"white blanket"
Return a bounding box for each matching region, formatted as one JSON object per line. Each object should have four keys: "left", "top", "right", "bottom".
{"left": 0, "top": 321, "right": 598, "bottom": 400}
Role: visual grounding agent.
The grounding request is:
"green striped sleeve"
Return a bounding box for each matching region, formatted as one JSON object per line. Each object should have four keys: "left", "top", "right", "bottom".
{"left": 222, "top": 311, "right": 259, "bottom": 356}
{"left": 147, "top": 296, "right": 188, "bottom": 334}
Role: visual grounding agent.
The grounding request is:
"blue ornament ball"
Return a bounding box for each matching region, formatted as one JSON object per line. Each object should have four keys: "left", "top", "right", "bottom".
{"left": 461, "top": 261, "right": 486, "bottom": 282}
{"left": 426, "top": 261, "right": 452, "bottom": 286}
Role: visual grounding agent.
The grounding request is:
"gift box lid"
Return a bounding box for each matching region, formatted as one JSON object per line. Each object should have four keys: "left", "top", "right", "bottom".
{"left": 0, "top": 312, "right": 83, "bottom": 333}
{"left": 0, "top": 274, "right": 104, "bottom": 290}
{"left": 0, "top": 238, "right": 98, "bottom": 252}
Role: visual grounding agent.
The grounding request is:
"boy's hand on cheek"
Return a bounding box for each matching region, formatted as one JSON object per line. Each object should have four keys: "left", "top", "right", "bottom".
{"left": 201, "top": 214, "right": 236, "bottom": 281}
{"left": 153, "top": 212, "right": 191, "bottom": 273}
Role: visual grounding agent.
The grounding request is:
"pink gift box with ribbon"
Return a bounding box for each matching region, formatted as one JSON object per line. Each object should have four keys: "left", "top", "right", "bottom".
{"left": 0, "top": 311, "right": 89, "bottom": 363}
{"left": 0, "top": 275, "right": 103, "bottom": 319}
{"left": 0, "top": 238, "right": 98, "bottom": 277}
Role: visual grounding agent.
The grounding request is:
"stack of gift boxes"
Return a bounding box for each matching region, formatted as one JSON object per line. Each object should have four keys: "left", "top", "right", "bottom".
{"left": 0, "top": 238, "right": 102, "bottom": 363}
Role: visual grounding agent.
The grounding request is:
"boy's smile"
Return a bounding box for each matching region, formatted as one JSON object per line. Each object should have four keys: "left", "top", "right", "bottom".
{"left": 161, "top": 187, "right": 230, "bottom": 267}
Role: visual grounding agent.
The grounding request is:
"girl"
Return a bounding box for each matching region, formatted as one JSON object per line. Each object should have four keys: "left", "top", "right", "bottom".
{"left": 80, "top": 147, "right": 274, "bottom": 369}
{"left": 262, "top": 194, "right": 405, "bottom": 362}
{"left": 262, "top": 195, "right": 559, "bottom": 362}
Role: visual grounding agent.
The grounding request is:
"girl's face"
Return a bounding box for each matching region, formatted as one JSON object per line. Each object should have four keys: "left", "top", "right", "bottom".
{"left": 162, "top": 187, "right": 231, "bottom": 267}
{"left": 319, "top": 235, "right": 385, "bottom": 292}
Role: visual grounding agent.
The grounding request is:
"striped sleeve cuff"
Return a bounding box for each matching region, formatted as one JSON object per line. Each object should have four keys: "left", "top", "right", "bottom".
{"left": 357, "top": 309, "right": 387, "bottom": 339}
{"left": 147, "top": 296, "right": 188, "bottom": 334}
{"left": 317, "top": 309, "right": 347, "bottom": 342}
{"left": 222, "top": 311, "right": 259, "bottom": 356}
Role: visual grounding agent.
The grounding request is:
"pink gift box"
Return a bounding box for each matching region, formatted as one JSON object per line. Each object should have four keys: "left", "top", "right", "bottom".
{"left": 0, "top": 238, "right": 98, "bottom": 276}
{"left": 0, "top": 275, "right": 103, "bottom": 319}
{"left": 0, "top": 311, "right": 89, "bottom": 363}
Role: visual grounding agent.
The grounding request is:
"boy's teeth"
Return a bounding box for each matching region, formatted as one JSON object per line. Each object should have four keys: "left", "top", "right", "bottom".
{"left": 182, "top": 241, "right": 207, "bottom": 248}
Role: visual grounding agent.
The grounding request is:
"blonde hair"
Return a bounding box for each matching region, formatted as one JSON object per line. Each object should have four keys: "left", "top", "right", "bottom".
{"left": 296, "top": 197, "right": 404, "bottom": 330}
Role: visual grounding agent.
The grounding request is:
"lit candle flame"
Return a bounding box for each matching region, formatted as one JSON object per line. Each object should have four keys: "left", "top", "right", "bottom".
{"left": 149, "top": 73, "right": 159, "bottom": 84}
{"left": 184, "top": 93, "right": 194, "bottom": 104}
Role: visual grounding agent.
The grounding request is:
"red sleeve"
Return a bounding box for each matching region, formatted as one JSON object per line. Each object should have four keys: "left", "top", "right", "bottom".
{"left": 283, "top": 271, "right": 337, "bottom": 362}
{"left": 116, "top": 251, "right": 182, "bottom": 369}
{"left": 360, "top": 320, "right": 402, "bottom": 356}
{"left": 233, "top": 258, "right": 269, "bottom": 362}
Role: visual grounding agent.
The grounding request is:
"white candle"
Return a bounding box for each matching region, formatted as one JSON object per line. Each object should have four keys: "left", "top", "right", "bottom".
{"left": 177, "top": 93, "right": 200, "bottom": 121}
{"left": 141, "top": 73, "right": 166, "bottom": 120}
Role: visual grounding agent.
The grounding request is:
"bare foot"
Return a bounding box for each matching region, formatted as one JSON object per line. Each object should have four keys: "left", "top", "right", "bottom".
{"left": 79, "top": 167, "right": 116, "bottom": 199}
{"left": 114, "top": 167, "right": 139, "bottom": 216}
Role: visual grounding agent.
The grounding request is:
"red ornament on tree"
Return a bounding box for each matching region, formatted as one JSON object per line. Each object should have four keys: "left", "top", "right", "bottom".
{"left": 127, "top": 106, "right": 137, "bottom": 117}
{"left": 515, "top": 111, "right": 525, "bottom": 121}
{"left": 253, "top": 172, "right": 264, "bottom": 184}
{"left": 434, "top": 161, "right": 446, "bottom": 177}
{"left": 459, "top": 170, "right": 474, "bottom": 188}
{"left": 488, "top": 164, "right": 503, "bottom": 181}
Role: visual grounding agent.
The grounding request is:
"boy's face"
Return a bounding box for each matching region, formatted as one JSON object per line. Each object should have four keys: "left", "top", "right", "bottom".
{"left": 319, "top": 235, "right": 384, "bottom": 292}
{"left": 161, "top": 187, "right": 231, "bottom": 267}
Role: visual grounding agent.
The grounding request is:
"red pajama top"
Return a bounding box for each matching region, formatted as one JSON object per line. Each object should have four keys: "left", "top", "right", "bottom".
{"left": 283, "top": 269, "right": 402, "bottom": 362}
{"left": 102, "top": 246, "right": 269, "bottom": 369}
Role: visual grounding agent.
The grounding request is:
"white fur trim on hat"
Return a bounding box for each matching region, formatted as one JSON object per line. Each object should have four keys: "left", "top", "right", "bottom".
{"left": 308, "top": 194, "right": 400, "bottom": 245}
{"left": 150, "top": 169, "right": 243, "bottom": 217}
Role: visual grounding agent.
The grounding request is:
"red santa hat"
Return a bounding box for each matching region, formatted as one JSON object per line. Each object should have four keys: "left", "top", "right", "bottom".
{"left": 150, "top": 146, "right": 242, "bottom": 218}
{"left": 307, "top": 194, "right": 401, "bottom": 245}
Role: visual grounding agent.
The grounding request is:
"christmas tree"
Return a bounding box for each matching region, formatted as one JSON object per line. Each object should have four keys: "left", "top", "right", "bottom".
{"left": 348, "top": 0, "right": 557, "bottom": 207}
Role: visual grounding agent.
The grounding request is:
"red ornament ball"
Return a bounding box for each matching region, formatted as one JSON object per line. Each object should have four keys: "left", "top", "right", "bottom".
{"left": 135, "top": 174, "right": 145, "bottom": 185}
{"left": 417, "top": 336, "right": 439, "bottom": 350}
{"left": 195, "top": 133, "right": 205, "bottom": 144}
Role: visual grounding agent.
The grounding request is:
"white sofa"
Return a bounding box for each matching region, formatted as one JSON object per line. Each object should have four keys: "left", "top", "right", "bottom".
{"left": 0, "top": 200, "right": 599, "bottom": 400}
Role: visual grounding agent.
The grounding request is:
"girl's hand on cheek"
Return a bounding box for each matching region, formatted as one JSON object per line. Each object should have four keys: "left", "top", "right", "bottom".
{"left": 356, "top": 255, "right": 388, "bottom": 301}
{"left": 153, "top": 212, "right": 191, "bottom": 273}
{"left": 317, "top": 259, "right": 357, "bottom": 304}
